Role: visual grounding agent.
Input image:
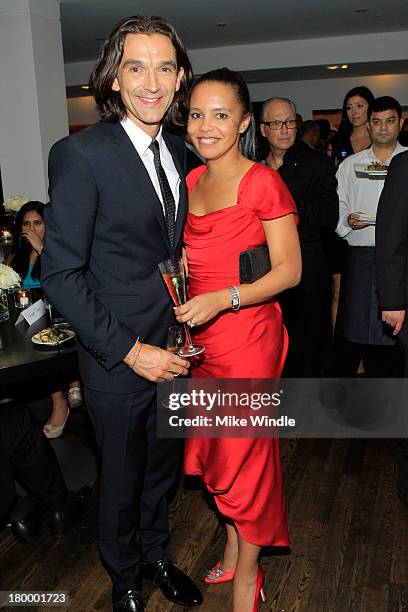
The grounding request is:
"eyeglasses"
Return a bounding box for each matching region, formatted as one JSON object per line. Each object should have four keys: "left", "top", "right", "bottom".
{"left": 261, "top": 119, "right": 297, "bottom": 130}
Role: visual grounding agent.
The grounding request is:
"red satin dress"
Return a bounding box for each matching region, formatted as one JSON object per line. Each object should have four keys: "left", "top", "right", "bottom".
{"left": 183, "top": 163, "right": 297, "bottom": 546}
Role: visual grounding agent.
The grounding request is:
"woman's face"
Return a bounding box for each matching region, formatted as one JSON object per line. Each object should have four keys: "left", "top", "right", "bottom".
{"left": 22, "top": 210, "right": 45, "bottom": 241}
{"left": 346, "top": 95, "right": 369, "bottom": 128}
{"left": 187, "top": 81, "right": 250, "bottom": 161}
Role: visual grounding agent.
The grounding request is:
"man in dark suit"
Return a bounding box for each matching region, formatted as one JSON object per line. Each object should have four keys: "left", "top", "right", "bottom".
{"left": 0, "top": 400, "right": 91, "bottom": 543}
{"left": 260, "top": 97, "right": 339, "bottom": 376}
{"left": 376, "top": 150, "right": 408, "bottom": 504}
{"left": 41, "top": 16, "right": 202, "bottom": 612}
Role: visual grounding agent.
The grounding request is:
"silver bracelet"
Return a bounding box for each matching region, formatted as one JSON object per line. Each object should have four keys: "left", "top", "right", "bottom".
{"left": 228, "top": 286, "right": 240, "bottom": 312}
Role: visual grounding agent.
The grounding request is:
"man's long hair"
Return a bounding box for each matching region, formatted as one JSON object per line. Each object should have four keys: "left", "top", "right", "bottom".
{"left": 90, "top": 15, "right": 193, "bottom": 128}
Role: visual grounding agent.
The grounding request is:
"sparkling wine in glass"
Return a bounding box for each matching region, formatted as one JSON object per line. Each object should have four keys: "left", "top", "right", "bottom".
{"left": 158, "top": 257, "right": 204, "bottom": 357}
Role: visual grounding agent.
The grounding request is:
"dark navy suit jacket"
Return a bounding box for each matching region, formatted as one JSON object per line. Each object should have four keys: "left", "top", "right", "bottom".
{"left": 42, "top": 121, "right": 187, "bottom": 393}
{"left": 376, "top": 150, "right": 408, "bottom": 311}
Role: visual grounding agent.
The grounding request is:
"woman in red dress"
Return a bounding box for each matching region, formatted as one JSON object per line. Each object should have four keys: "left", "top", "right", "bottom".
{"left": 175, "top": 69, "right": 301, "bottom": 611}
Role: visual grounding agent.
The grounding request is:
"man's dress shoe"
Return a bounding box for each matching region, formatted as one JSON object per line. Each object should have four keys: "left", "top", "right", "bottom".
{"left": 142, "top": 559, "right": 203, "bottom": 607}
{"left": 112, "top": 590, "right": 144, "bottom": 611}
{"left": 9, "top": 497, "right": 45, "bottom": 544}
{"left": 46, "top": 486, "right": 93, "bottom": 537}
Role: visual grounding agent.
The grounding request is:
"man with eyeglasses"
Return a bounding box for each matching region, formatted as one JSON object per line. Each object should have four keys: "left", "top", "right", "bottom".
{"left": 261, "top": 97, "right": 339, "bottom": 377}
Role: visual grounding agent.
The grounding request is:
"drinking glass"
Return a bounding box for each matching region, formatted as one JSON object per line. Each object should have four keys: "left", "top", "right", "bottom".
{"left": 0, "top": 289, "right": 10, "bottom": 322}
{"left": 13, "top": 288, "right": 31, "bottom": 310}
{"left": 166, "top": 325, "right": 187, "bottom": 369}
{"left": 161, "top": 325, "right": 187, "bottom": 408}
{"left": 158, "top": 258, "right": 204, "bottom": 357}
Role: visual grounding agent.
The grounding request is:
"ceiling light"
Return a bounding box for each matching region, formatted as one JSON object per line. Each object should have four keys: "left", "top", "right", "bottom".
{"left": 326, "top": 64, "right": 349, "bottom": 70}
{"left": 80, "top": 85, "right": 90, "bottom": 90}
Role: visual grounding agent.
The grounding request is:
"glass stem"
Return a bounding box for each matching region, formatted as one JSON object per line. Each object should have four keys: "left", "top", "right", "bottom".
{"left": 183, "top": 323, "right": 195, "bottom": 349}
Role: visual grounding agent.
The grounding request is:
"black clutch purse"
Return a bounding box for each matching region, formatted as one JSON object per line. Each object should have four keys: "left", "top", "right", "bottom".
{"left": 239, "top": 245, "right": 271, "bottom": 283}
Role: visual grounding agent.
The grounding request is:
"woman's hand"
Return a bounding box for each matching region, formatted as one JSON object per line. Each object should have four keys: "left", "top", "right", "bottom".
{"left": 21, "top": 229, "right": 43, "bottom": 253}
{"left": 174, "top": 290, "right": 230, "bottom": 327}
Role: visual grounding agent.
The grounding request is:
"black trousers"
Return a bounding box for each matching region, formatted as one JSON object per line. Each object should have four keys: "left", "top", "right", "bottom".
{"left": 393, "top": 322, "right": 408, "bottom": 497}
{"left": 332, "top": 333, "right": 403, "bottom": 377}
{"left": 280, "top": 286, "right": 332, "bottom": 377}
{"left": 84, "top": 386, "right": 181, "bottom": 591}
{"left": 0, "top": 401, "right": 68, "bottom": 518}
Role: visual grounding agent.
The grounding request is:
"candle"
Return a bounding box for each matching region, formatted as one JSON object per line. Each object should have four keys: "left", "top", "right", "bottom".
{"left": 1, "top": 229, "right": 12, "bottom": 243}
{"left": 14, "top": 288, "right": 31, "bottom": 309}
{"left": 20, "top": 292, "right": 29, "bottom": 307}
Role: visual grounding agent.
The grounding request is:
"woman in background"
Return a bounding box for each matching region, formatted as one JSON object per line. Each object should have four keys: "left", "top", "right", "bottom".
{"left": 332, "top": 85, "right": 374, "bottom": 166}
{"left": 176, "top": 68, "right": 301, "bottom": 611}
{"left": 326, "top": 86, "right": 375, "bottom": 331}
{"left": 8, "top": 201, "right": 82, "bottom": 437}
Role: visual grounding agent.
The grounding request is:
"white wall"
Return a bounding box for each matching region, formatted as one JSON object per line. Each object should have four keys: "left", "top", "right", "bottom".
{"left": 249, "top": 73, "right": 408, "bottom": 120}
{"left": 65, "top": 30, "right": 408, "bottom": 86}
{"left": 65, "top": 27, "right": 408, "bottom": 127}
{"left": 0, "top": 0, "right": 68, "bottom": 202}
{"left": 67, "top": 73, "right": 408, "bottom": 127}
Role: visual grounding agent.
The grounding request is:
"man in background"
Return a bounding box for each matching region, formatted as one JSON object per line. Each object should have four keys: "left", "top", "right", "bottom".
{"left": 261, "top": 97, "right": 338, "bottom": 376}
{"left": 334, "top": 96, "right": 406, "bottom": 377}
{"left": 376, "top": 150, "right": 408, "bottom": 503}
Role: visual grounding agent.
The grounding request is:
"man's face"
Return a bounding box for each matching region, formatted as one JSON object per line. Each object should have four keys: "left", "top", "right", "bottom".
{"left": 369, "top": 109, "right": 403, "bottom": 147}
{"left": 260, "top": 100, "right": 297, "bottom": 153}
{"left": 112, "top": 33, "right": 184, "bottom": 137}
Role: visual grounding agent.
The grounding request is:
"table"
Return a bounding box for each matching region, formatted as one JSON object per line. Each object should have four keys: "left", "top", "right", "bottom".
{"left": 0, "top": 306, "right": 97, "bottom": 493}
{"left": 0, "top": 312, "right": 78, "bottom": 385}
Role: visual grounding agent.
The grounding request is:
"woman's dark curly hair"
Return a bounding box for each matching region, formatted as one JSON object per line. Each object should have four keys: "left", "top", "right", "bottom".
{"left": 89, "top": 15, "right": 193, "bottom": 128}
{"left": 10, "top": 201, "right": 45, "bottom": 282}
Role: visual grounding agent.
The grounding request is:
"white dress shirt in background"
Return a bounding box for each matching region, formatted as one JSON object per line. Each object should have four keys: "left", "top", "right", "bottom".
{"left": 121, "top": 117, "right": 181, "bottom": 215}
{"left": 336, "top": 143, "right": 407, "bottom": 247}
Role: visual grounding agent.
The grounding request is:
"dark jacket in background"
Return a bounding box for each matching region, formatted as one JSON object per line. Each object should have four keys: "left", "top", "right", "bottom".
{"left": 376, "top": 151, "right": 408, "bottom": 313}
{"left": 277, "top": 139, "right": 339, "bottom": 376}
{"left": 278, "top": 139, "right": 339, "bottom": 291}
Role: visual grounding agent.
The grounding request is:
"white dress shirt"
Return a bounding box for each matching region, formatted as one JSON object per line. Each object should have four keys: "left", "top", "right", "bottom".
{"left": 336, "top": 143, "right": 407, "bottom": 246}
{"left": 121, "top": 117, "right": 180, "bottom": 215}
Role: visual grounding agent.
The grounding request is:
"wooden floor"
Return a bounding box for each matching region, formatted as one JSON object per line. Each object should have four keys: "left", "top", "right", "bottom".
{"left": 1, "top": 437, "right": 408, "bottom": 612}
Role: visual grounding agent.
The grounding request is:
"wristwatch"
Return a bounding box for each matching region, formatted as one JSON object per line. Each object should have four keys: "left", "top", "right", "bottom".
{"left": 228, "top": 286, "right": 240, "bottom": 312}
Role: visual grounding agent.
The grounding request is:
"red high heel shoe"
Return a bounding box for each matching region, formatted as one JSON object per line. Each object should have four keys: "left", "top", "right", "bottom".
{"left": 204, "top": 561, "right": 236, "bottom": 584}
{"left": 252, "top": 565, "right": 266, "bottom": 611}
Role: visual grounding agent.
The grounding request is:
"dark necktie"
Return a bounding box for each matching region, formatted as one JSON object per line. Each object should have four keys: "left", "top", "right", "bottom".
{"left": 149, "top": 139, "right": 176, "bottom": 246}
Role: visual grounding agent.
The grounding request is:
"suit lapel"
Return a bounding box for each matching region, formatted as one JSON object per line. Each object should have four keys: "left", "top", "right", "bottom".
{"left": 109, "top": 123, "right": 169, "bottom": 242}
{"left": 163, "top": 131, "right": 187, "bottom": 252}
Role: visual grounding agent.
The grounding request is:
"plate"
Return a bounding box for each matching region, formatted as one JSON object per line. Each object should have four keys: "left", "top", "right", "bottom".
{"left": 31, "top": 329, "right": 75, "bottom": 346}
{"left": 356, "top": 214, "right": 376, "bottom": 224}
{"left": 354, "top": 164, "right": 388, "bottom": 176}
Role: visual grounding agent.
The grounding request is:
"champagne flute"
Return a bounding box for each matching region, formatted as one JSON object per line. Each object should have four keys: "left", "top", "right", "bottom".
{"left": 162, "top": 325, "right": 186, "bottom": 409}
{"left": 158, "top": 257, "right": 204, "bottom": 357}
{"left": 167, "top": 325, "right": 187, "bottom": 365}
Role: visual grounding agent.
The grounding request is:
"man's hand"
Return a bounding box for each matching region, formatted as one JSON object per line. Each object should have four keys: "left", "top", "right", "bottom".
{"left": 124, "top": 342, "right": 189, "bottom": 382}
{"left": 382, "top": 310, "right": 406, "bottom": 335}
{"left": 347, "top": 212, "right": 369, "bottom": 230}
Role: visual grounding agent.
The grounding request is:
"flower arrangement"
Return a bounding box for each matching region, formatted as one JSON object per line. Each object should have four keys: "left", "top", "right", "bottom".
{"left": 3, "top": 195, "right": 29, "bottom": 212}
{"left": 0, "top": 263, "right": 20, "bottom": 289}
